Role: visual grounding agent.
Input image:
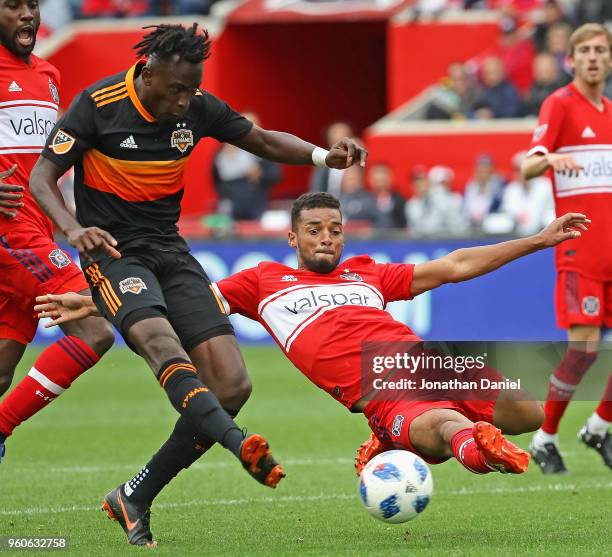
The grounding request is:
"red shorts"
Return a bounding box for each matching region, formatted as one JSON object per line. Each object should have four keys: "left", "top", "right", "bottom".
{"left": 555, "top": 271, "right": 612, "bottom": 329}
{"left": 0, "top": 231, "right": 88, "bottom": 344}
{"left": 363, "top": 397, "right": 497, "bottom": 465}
{"left": 363, "top": 356, "right": 504, "bottom": 464}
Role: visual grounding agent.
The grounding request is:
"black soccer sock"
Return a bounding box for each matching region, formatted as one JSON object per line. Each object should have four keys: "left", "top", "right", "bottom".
{"left": 124, "top": 415, "right": 211, "bottom": 505}
{"left": 125, "top": 407, "right": 242, "bottom": 505}
{"left": 158, "top": 359, "right": 244, "bottom": 457}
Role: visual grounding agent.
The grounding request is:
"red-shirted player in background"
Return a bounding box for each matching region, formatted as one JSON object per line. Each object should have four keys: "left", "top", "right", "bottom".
{"left": 0, "top": 0, "right": 114, "bottom": 462}
{"left": 36, "top": 193, "right": 590, "bottom": 542}
{"left": 522, "top": 23, "right": 612, "bottom": 473}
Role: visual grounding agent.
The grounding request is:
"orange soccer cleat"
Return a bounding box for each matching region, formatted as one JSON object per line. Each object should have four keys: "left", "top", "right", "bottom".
{"left": 473, "top": 421, "right": 530, "bottom": 474}
{"left": 239, "top": 434, "right": 286, "bottom": 488}
{"left": 355, "top": 433, "right": 394, "bottom": 476}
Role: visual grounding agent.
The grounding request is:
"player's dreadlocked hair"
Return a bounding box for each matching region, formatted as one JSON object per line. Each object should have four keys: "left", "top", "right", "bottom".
{"left": 133, "top": 23, "right": 211, "bottom": 64}
{"left": 291, "top": 193, "right": 342, "bottom": 230}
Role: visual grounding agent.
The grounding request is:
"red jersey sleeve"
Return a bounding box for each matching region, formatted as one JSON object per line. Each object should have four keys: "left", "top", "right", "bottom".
{"left": 212, "top": 266, "right": 260, "bottom": 321}
{"left": 375, "top": 262, "right": 415, "bottom": 303}
{"left": 528, "top": 93, "right": 565, "bottom": 156}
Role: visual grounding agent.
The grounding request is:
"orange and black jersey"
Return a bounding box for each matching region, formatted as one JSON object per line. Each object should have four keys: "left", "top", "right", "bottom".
{"left": 41, "top": 60, "right": 252, "bottom": 251}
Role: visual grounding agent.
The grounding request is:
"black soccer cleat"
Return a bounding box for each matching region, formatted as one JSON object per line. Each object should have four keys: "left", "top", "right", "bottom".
{"left": 578, "top": 426, "right": 612, "bottom": 469}
{"left": 101, "top": 485, "right": 156, "bottom": 547}
{"left": 0, "top": 440, "right": 5, "bottom": 464}
{"left": 239, "top": 434, "right": 286, "bottom": 488}
{"left": 528, "top": 441, "right": 568, "bottom": 474}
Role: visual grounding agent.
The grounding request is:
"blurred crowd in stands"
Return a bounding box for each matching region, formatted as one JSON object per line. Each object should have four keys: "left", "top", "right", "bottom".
{"left": 46, "top": 1, "right": 609, "bottom": 238}
{"left": 212, "top": 120, "right": 556, "bottom": 238}
{"left": 424, "top": 0, "right": 612, "bottom": 119}
{"left": 39, "top": 0, "right": 222, "bottom": 36}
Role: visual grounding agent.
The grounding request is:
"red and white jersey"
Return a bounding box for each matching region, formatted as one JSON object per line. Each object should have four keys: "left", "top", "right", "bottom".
{"left": 528, "top": 83, "right": 612, "bottom": 280}
{"left": 213, "top": 255, "right": 418, "bottom": 408}
{"left": 0, "top": 44, "right": 60, "bottom": 239}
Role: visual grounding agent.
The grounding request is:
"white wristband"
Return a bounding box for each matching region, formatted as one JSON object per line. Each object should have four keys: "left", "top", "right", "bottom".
{"left": 312, "top": 147, "right": 330, "bottom": 168}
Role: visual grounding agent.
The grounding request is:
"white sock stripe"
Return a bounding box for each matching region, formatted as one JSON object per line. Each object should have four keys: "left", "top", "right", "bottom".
{"left": 457, "top": 437, "right": 493, "bottom": 473}
{"left": 549, "top": 375, "right": 578, "bottom": 393}
{"left": 457, "top": 439, "right": 481, "bottom": 473}
{"left": 27, "top": 367, "right": 65, "bottom": 395}
{"left": 457, "top": 438, "right": 474, "bottom": 463}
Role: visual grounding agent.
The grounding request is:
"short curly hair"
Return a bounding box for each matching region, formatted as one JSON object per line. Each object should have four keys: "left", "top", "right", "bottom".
{"left": 291, "top": 193, "right": 341, "bottom": 230}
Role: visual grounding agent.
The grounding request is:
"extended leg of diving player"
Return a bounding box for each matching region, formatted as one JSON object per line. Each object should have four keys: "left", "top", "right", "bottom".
{"left": 356, "top": 390, "right": 543, "bottom": 475}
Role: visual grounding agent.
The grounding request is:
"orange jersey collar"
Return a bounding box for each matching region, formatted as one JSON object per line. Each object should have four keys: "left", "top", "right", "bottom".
{"left": 126, "top": 60, "right": 156, "bottom": 123}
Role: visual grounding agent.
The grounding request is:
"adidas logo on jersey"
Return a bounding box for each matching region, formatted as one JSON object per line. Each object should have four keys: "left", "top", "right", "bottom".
{"left": 120, "top": 135, "right": 138, "bottom": 149}
{"left": 8, "top": 81, "right": 22, "bottom": 92}
{"left": 581, "top": 126, "right": 596, "bottom": 138}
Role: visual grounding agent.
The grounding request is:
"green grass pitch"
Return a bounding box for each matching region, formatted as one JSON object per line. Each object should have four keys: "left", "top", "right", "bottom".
{"left": 0, "top": 347, "right": 610, "bottom": 556}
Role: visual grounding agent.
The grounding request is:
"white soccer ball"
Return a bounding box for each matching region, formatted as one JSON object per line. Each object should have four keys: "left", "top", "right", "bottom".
{"left": 359, "top": 450, "right": 433, "bottom": 524}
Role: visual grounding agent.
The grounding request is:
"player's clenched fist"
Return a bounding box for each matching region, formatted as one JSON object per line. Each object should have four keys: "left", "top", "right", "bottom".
{"left": 66, "top": 226, "right": 121, "bottom": 261}
{"left": 0, "top": 164, "right": 24, "bottom": 219}
{"left": 326, "top": 138, "right": 368, "bottom": 169}
{"left": 537, "top": 212, "right": 590, "bottom": 246}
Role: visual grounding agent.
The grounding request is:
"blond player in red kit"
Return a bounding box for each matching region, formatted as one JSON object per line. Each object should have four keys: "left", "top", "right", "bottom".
{"left": 522, "top": 23, "right": 612, "bottom": 473}
{"left": 0, "top": 0, "right": 114, "bottom": 462}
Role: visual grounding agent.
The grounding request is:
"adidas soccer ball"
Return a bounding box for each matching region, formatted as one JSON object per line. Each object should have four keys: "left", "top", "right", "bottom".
{"left": 359, "top": 450, "right": 433, "bottom": 524}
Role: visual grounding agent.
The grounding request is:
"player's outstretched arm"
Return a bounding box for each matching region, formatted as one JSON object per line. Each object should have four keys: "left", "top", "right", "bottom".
{"left": 521, "top": 152, "right": 583, "bottom": 180}
{"left": 0, "top": 164, "right": 24, "bottom": 219}
{"left": 230, "top": 125, "right": 367, "bottom": 169}
{"left": 410, "top": 213, "right": 589, "bottom": 297}
{"left": 34, "top": 293, "right": 100, "bottom": 327}
{"left": 30, "top": 157, "right": 120, "bottom": 261}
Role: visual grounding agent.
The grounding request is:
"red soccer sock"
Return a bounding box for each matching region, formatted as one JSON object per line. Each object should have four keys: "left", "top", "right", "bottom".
{"left": 450, "top": 427, "right": 494, "bottom": 474}
{"left": 542, "top": 348, "right": 597, "bottom": 435}
{"left": 0, "top": 337, "right": 99, "bottom": 437}
{"left": 595, "top": 371, "right": 612, "bottom": 422}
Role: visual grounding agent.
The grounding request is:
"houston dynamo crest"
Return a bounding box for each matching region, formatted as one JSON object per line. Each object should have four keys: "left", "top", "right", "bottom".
{"left": 171, "top": 128, "right": 194, "bottom": 153}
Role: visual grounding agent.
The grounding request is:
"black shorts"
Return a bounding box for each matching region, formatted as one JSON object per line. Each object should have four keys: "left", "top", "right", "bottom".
{"left": 83, "top": 249, "right": 233, "bottom": 353}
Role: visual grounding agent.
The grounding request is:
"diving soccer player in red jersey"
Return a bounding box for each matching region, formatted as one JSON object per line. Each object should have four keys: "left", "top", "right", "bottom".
{"left": 36, "top": 193, "right": 590, "bottom": 543}
{"left": 522, "top": 23, "right": 612, "bottom": 474}
{"left": 0, "top": 0, "right": 114, "bottom": 463}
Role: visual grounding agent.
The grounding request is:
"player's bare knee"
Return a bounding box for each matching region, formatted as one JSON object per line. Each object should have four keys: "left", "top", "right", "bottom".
{"left": 141, "top": 335, "right": 185, "bottom": 368}
{"left": 80, "top": 320, "right": 114, "bottom": 356}
{"left": 494, "top": 391, "right": 544, "bottom": 434}
{"left": 128, "top": 319, "right": 187, "bottom": 369}
{"left": 515, "top": 401, "right": 544, "bottom": 433}
{"left": 230, "top": 374, "right": 252, "bottom": 409}
{"left": 0, "top": 368, "right": 15, "bottom": 396}
{"left": 410, "top": 409, "right": 468, "bottom": 458}
{"left": 211, "top": 371, "right": 251, "bottom": 411}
